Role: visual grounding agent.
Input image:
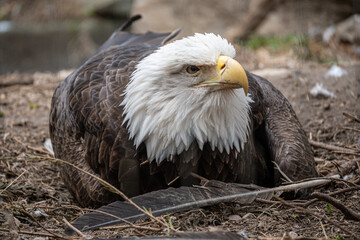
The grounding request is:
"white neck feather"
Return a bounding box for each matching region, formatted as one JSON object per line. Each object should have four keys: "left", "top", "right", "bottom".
{"left": 121, "top": 33, "right": 252, "bottom": 164}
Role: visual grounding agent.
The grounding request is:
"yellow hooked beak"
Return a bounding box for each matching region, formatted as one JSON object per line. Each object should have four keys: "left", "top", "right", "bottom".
{"left": 193, "top": 56, "right": 248, "bottom": 95}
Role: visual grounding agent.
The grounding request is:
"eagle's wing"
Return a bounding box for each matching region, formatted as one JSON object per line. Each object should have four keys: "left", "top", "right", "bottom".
{"left": 50, "top": 21, "right": 179, "bottom": 207}
{"left": 249, "top": 73, "right": 318, "bottom": 184}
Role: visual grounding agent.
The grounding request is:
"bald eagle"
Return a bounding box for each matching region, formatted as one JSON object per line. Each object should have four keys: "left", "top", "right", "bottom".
{"left": 50, "top": 16, "right": 317, "bottom": 207}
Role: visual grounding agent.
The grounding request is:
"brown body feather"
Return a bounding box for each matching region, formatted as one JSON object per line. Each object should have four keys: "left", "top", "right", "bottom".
{"left": 50, "top": 19, "right": 317, "bottom": 207}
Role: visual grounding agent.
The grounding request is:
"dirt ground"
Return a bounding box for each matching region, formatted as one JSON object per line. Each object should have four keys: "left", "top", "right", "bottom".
{"left": 0, "top": 41, "right": 359, "bottom": 239}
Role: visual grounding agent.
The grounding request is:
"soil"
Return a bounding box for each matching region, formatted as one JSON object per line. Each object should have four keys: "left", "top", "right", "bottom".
{"left": 0, "top": 42, "right": 359, "bottom": 239}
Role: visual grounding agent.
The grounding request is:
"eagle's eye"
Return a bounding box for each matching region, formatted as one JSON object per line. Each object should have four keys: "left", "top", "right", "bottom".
{"left": 186, "top": 65, "right": 200, "bottom": 75}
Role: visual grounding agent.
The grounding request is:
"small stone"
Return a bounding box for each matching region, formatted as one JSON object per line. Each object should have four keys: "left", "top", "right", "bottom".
{"left": 242, "top": 213, "right": 254, "bottom": 219}
{"left": 289, "top": 231, "right": 298, "bottom": 238}
{"left": 323, "top": 103, "right": 331, "bottom": 110}
{"left": 228, "top": 214, "right": 242, "bottom": 221}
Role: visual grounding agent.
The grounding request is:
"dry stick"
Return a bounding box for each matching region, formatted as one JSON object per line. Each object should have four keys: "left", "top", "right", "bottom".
{"left": 343, "top": 127, "right": 360, "bottom": 133}
{"left": 319, "top": 220, "right": 328, "bottom": 239}
{"left": 63, "top": 217, "right": 90, "bottom": 238}
{"left": 0, "top": 227, "right": 58, "bottom": 238}
{"left": 190, "top": 172, "right": 209, "bottom": 182}
{"left": 19, "top": 207, "right": 69, "bottom": 240}
{"left": 328, "top": 159, "right": 360, "bottom": 179}
{"left": 311, "top": 192, "right": 360, "bottom": 221}
{"left": 273, "top": 196, "right": 359, "bottom": 240}
{"left": 343, "top": 112, "right": 360, "bottom": 123}
{"left": 167, "top": 175, "right": 180, "bottom": 186}
{"left": 27, "top": 145, "right": 52, "bottom": 155}
{"left": 0, "top": 170, "right": 27, "bottom": 195}
{"left": 255, "top": 198, "right": 279, "bottom": 205}
{"left": 0, "top": 146, "right": 11, "bottom": 153}
{"left": 28, "top": 155, "right": 169, "bottom": 228}
{"left": 257, "top": 202, "right": 278, "bottom": 219}
{"left": 309, "top": 139, "right": 359, "bottom": 155}
{"left": 140, "top": 159, "right": 150, "bottom": 166}
{"left": 333, "top": 151, "right": 360, "bottom": 156}
{"left": 301, "top": 185, "right": 360, "bottom": 208}
{"left": 273, "top": 161, "right": 292, "bottom": 182}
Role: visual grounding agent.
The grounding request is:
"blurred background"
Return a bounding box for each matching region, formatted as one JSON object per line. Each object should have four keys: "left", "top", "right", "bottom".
{"left": 0, "top": 0, "right": 359, "bottom": 74}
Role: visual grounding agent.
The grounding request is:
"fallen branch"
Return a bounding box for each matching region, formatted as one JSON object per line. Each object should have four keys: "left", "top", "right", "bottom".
{"left": 309, "top": 139, "right": 359, "bottom": 155}
{"left": 311, "top": 192, "right": 360, "bottom": 221}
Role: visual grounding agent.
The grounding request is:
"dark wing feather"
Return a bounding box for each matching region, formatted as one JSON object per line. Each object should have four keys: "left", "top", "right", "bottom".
{"left": 65, "top": 180, "right": 271, "bottom": 234}
{"left": 92, "top": 231, "right": 246, "bottom": 240}
{"left": 248, "top": 72, "right": 318, "bottom": 184}
{"left": 49, "top": 25, "right": 180, "bottom": 207}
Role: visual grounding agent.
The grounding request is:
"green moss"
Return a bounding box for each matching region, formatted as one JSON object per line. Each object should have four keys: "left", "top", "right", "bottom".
{"left": 327, "top": 203, "right": 332, "bottom": 214}
{"left": 30, "top": 103, "right": 38, "bottom": 109}
{"left": 238, "top": 34, "right": 308, "bottom": 52}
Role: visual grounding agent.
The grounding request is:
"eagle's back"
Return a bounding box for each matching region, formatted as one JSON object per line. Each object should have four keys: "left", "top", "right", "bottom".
{"left": 50, "top": 29, "right": 174, "bottom": 206}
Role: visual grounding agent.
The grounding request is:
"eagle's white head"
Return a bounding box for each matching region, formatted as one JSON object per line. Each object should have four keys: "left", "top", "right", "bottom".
{"left": 122, "top": 33, "right": 252, "bottom": 164}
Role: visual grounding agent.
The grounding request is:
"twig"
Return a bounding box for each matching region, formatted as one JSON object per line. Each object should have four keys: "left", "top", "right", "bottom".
{"left": 0, "top": 227, "right": 59, "bottom": 238}
{"left": 343, "top": 112, "right": 360, "bottom": 123}
{"left": 343, "top": 127, "right": 360, "bottom": 133}
{"left": 301, "top": 185, "right": 360, "bottom": 208}
{"left": 190, "top": 172, "right": 209, "bottom": 182}
{"left": 19, "top": 207, "right": 69, "bottom": 239}
{"left": 273, "top": 196, "right": 359, "bottom": 240}
{"left": 309, "top": 139, "right": 359, "bottom": 155}
{"left": 167, "top": 175, "right": 180, "bottom": 186}
{"left": 273, "top": 161, "right": 292, "bottom": 182}
{"left": 255, "top": 198, "right": 279, "bottom": 205}
{"left": 311, "top": 192, "right": 360, "bottom": 221}
{"left": 257, "top": 202, "right": 278, "bottom": 219}
{"left": 0, "top": 170, "right": 27, "bottom": 195}
{"left": 0, "top": 146, "right": 11, "bottom": 153}
{"left": 27, "top": 145, "right": 52, "bottom": 155}
{"left": 328, "top": 159, "right": 360, "bottom": 178}
{"left": 140, "top": 159, "right": 150, "bottom": 166}
{"left": 332, "top": 151, "right": 360, "bottom": 156}
{"left": 319, "top": 220, "right": 328, "bottom": 239}
{"left": 27, "top": 155, "right": 169, "bottom": 228}
{"left": 63, "top": 217, "right": 91, "bottom": 238}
